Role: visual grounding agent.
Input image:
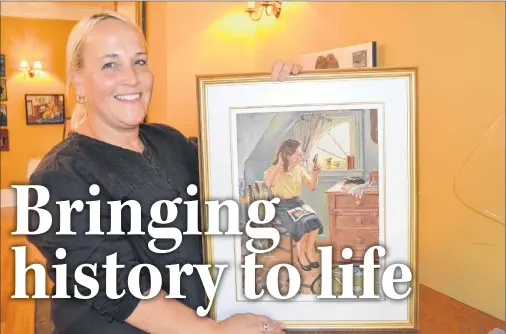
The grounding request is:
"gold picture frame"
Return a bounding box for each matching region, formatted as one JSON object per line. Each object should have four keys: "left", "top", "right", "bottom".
{"left": 196, "top": 67, "right": 418, "bottom": 331}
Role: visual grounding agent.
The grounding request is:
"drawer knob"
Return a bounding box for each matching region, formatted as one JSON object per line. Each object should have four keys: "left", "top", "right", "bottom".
{"left": 356, "top": 237, "right": 363, "bottom": 244}
{"left": 356, "top": 217, "right": 363, "bottom": 224}
{"left": 355, "top": 199, "right": 362, "bottom": 206}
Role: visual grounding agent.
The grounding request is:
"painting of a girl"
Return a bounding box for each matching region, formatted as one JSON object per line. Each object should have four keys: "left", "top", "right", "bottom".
{"left": 263, "top": 139, "right": 323, "bottom": 271}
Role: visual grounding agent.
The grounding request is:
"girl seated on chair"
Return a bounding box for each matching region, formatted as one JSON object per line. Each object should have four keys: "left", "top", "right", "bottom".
{"left": 264, "top": 139, "right": 323, "bottom": 271}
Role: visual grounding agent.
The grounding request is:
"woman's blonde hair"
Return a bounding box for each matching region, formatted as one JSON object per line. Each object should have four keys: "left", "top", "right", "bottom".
{"left": 66, "top": 11, "right": 147, "bottom": 132}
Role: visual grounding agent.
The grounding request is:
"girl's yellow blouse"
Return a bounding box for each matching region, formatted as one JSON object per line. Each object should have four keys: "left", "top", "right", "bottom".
{"left": 264, "top": 165, "right": 312, "bottom": 199}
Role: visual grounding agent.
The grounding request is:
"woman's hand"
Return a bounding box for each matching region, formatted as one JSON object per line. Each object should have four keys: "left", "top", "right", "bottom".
{"left": 216, "top": 313, "right": 286, "bottom": 334}
{"left": 276, "top": 153, "right": 285, "bottom": 171}
{"left": 265, "top": 154, "right": 285, "bottom": 187}
{"left": 312, "top": 161, "right": 321, "bottom": 175}
{"left": 270, "top": 60, "right": 303, "bottom": 81}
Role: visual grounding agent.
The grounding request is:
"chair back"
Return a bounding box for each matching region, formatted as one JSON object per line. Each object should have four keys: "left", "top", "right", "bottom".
{"left": 247, "top": 181, "right": 274, "bottom": 221}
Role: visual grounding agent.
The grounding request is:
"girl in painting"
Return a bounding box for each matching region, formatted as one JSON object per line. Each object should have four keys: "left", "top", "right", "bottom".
{"left": 264, "top": 139, "right": 323, "bottom": 271}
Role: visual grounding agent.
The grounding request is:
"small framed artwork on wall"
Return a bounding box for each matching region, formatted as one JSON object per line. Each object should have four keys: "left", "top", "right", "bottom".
{"left": 0, "top": 79, "right": 7, "bottom": 101}
{"left": 0, "top": 55, "right": 5, "bottom": 77}
{"left": 0, "top": 129, "right": 9, "bottom": 151}
{"left": 25, "top": 94, "right": 65, "bottom": 125}
{"left": 0, "top": 104, "right": 6, "bottom": 126}
{"left": 299, "top": 41, "right": 377, "bottom": 70}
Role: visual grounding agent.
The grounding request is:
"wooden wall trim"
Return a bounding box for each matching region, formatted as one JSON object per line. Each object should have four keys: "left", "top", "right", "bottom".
{"left": 0, "top": 189, "right": 15, "bottom": 208}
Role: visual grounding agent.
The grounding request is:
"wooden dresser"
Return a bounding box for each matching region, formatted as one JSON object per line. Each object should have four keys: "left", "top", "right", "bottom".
{"left": 326, "top": 183, "right": 379, "bottom": 263}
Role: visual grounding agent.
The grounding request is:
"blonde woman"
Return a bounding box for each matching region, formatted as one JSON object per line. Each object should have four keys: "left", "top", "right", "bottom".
{"left": 264, "top": 139, "right": 323, "bottom": 271}
{"left": 27, "top": 11, "right": 300, "bottom": 334}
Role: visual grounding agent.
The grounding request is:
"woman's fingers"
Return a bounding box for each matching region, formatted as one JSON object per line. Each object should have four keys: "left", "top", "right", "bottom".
{"left": 291, "top": 63, "right": 303, "bottom": 75}
{"left": 270, "top": 60, "right": 285, "bottom": 81}
{"left": 265, "top": 320, "right": 285, "bottom": 334}
{"left": 253, "top": 315, "right": 285, "bottom": 333}
{"left": 271, "top": 60, "right": 302, "bottom": 81}
{"left": 278, "top": 61, "right": 294, "bottom": 81}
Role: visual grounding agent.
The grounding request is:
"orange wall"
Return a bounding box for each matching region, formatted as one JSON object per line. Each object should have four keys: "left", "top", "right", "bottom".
{"left": 0, "top": 17, "right": 77, "bottom": 188}
{"left": 145, "top": 3, "right": 167, "bottom": 122}
{"left": 146, "top": 2, "right": 337, "bottom": 135}
{"left": 145, "top": 1, "right": 505, "bottom": 320}
{"left": 330, "top": 1, "right": 505, "bottom": 320}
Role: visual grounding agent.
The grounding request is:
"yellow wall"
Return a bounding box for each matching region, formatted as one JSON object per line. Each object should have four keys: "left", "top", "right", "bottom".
{"left": 146, "top": 1, "right": 505, "bottom": 320}
{"left": 331, "top": 1, "right": 505, "bottom": 320}
{"left": 145, "top": 3, "right": 167, "bottom": 122}
{"left": 0, "top": 17, "right": 77, "bottom": 188}
{"left": 146, "top": 2, "right": 337, "bottom": 135}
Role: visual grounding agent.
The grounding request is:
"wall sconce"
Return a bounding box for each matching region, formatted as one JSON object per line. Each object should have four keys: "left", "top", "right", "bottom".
{"left": 246, "top": 1, "right": 282, "bottom": 21}
{"left": 19, "top": 60, "right": 42, "bottom": 78}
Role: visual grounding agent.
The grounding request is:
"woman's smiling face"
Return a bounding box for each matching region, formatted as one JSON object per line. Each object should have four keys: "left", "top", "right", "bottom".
{"left": 73, "top": 18, "right": 153, "bottom": 129}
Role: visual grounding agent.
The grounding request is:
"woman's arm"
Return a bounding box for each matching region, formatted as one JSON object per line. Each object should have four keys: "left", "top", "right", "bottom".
{"left": 27, "top": 165, "right": 151, "bottom": 322}
{"left": 264, "top": 165, "right": 282, "bottom": 188}
{"left": 126, "top": 290, "right": 218, "bottom": 334}
{"left": 306, "top": 172, "right": 319, "bottom": 191}
{"left": 27, "top": 160, "right": 217, "bottom": 334}
{"left": 302, "top": 164, "right": 320, "bottom": 191}
{"left": 28, "top": 160, "right": 285, "bottom": 334}
{"left": 264, "top": 154, "right": 285, "bottom": 187}
{"left": 127, "top": 290, "right": 287, "bottom": 334}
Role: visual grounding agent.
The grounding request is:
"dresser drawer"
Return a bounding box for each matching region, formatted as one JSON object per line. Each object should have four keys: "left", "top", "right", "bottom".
{"left": 330, "top": 193, "right": 378, "bottom": 210}
{"left": 334, "top": 214, "right": 378, "bottom": 230}
{"left": 332, "top": 229, "right": 379, "bottom": 251}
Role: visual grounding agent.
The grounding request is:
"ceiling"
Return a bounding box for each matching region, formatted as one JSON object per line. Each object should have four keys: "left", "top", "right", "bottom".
{"left": 42, "top": 1, "right": 116, "bottom": 10}
{"left": 0, "top": 1, "right": 121, "bottom": 21}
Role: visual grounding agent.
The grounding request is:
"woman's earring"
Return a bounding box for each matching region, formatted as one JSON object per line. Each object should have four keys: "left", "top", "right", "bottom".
{"left": 76, "top": 93, "right": 86, "bottom": 104}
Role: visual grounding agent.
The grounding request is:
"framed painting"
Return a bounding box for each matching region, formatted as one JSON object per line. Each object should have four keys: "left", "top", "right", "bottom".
{"left": 299, "top": 41, "right": 377, "bottom": 70}
{"left": 0, "top": 54, "right": 5, "bottom": 77}
{"left": 0, "top": 79, "right": 6, "bottom": 101}
{"left": 0, "top": 129, "right": 9, "bottom": 151}
{"left": 114, "top": 1, "right": 146, "bottom": 37}
{"left": 0, "top": 104, "right": 6, "bottom": 126}
{"left": 196, "top": 67, "right": 418, "bottom": 331}
{"left": 25, "top": 94, "right": 65, "bottom": 125}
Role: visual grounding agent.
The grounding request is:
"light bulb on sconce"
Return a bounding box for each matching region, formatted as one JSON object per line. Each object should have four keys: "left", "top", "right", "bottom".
{"left": 19, "top": 60, "right": 42, "bottom": 78}
{"left": 246, "top": 1, "right": 282, "bottom": 21}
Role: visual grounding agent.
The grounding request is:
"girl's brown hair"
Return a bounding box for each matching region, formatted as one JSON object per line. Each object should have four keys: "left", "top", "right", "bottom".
{"left": 272, "top": 139, "right": 301, "bottom": 171}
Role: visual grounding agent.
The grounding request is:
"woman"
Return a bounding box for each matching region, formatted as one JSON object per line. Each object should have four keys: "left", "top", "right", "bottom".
{"left": 27, "top": 11, "right": 301, "bottom": 334}
{"left": 263, "top": 139, "right": 323, "bottom": 271}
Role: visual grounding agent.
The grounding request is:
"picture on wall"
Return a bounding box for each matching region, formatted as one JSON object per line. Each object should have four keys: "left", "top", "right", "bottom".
{"left": 0, "top": 104, "right": 7, "bottom": 126}
{"left": 0, "top": 55, "right": 5, "bottom": 77}
{"left": 196, "top": 68, "right": 417, "bottom": 331}
{"left": 299, "top": 41, "right": 377, "bottom": 70}
{"left": 0, "top": 79, "right": 6, "bottom": 101}
{"left": 0, "top": 129, "right": 9, "bottom": 151}
{"left": 25, "top": 94, "right": 65, "bottom": 125}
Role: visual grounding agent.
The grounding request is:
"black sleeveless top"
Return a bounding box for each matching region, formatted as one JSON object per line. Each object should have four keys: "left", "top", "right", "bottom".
{"left": 27, "top": 123, "right": 205, "bottom": 333}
